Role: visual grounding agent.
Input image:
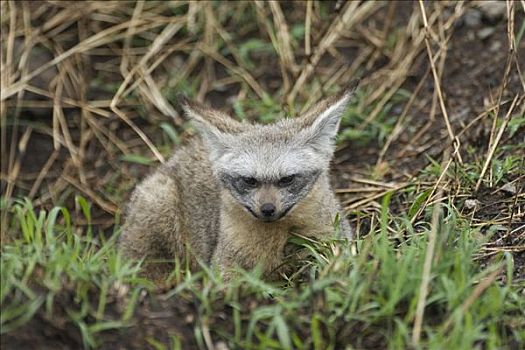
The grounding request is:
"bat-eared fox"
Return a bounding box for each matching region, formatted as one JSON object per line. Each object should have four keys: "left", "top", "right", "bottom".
{"left": 120, "top": 81, "right": 358, "bottom": 281}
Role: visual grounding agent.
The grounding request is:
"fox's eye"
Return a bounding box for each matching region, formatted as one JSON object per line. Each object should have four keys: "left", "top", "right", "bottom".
{"left": 241, "top": 176, "right": 258, "bottom": 187}
{"left": 278, "top": 175, "right": 296, "bottom": 187}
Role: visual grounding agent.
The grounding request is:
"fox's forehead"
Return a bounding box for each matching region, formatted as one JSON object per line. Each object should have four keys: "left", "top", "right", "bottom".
{"left": 210, "top": 118, "right": 333, "bottom": 178}
{"left": 218, "top": 138, "right": 321, "bottom": 179}
{"left": 241, "top": 120, "right": 302, "bottom": 143}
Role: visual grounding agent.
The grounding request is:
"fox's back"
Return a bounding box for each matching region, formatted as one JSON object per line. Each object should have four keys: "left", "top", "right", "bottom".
{"left": 164, "top": 137, "right": 221, "bottom": 256}
{"left": 121, "top": 136, "right": 220, "bottom": 268}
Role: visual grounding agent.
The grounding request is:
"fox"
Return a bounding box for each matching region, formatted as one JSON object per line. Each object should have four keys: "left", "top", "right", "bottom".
{"left": 119, "top": 82, "right": 358, "bottom": 281}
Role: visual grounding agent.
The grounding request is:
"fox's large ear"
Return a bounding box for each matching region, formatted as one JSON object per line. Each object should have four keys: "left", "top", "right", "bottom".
{"left": 179, "top": 96, "right": 245, "bottom": 133}
{"left": 179, "top": 96, "right": 245, "bottom": 157}
{"left": 300, "top": 80, "right": 359, "bottom": 154}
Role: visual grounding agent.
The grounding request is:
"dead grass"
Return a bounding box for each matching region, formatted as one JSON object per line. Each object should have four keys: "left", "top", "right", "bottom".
{"left": 1, "top": 1, "right": 524, "bottom": 348}
{"left": 1, "top": 0, "right": 523, "bottom": 263}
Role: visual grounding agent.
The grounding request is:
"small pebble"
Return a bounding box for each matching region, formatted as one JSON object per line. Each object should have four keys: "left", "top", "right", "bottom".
{"left": 465, "top": 199, "right": 480, "bottom": 209}
{"left": 500, "top": 183, "right": 517, "bottom": 195}
{"left": 489, "top": 40, "right": 502, "bottom": 52}
{"left": 215, "top": 342, "right": 230, "bottom": 350}
{"left": 185, "top": 314, "right": 195, "bottom": 324}
{"left": 477, "top": 27, "right": 495, "bottom": 40}
{"left": 463, "top": 9, "right": 482, "bottom": 27}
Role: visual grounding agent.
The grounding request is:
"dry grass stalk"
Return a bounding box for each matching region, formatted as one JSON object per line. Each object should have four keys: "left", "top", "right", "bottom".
{"left": 268, "top": 1, "right": 298, "bottom": 73}
{"left": 411, "top": 147, "right": 452, "bottom": 346}
{"left": 418, "top": 0, "right": 464, "bottom": 165}
{"left": 304, "top": 1, "right": 313, "bottom": 56}
{"left": 1, "top": 1, "right": 522, "bottom": 248}
{"left": 410, "top": 143, "right": 459, "bottom": 226}
{"left": 376, "top": 67, "right": 430, "bottom": 166}
{"left": 475, "top": 95, "right": 521, "bottom": 191}
{"left": 287, "top": 1, "right": 380, "bottom": 105}
{"left": 62, "top": 174, "right": 118, "bottom": 214}
{"left": 441, "top": 267, "right": 503, "bottom": 332}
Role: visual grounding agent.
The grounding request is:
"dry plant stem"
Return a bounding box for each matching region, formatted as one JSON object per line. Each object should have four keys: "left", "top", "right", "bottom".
{"left": 253, "top": 1, "right": 292, "bottom": 95}
{"left": 475, "top": 95, "right": 520, "bottom": 191}
{"left": 62, "top": 174, "right": 118, "bottom": 214}
{"left": 1, "top": 17, "right": 157, "bottom": 100}
{"left": 196, "top": 3, "right": 215, "bottom": 102}
{"left": 344, "top": 184, "right": 410, "bottom": 210}
{"left": 110, "top": 107, "right": 165, "bottom": 163}
{"left": 141, "top": 68, "right": 180, "bottom": 119}
{"left": 363, "top": 7, "right": 424, "bottom": 106}
{"left": 53, "top": 69, "right": 81, "bottom": 175}
{"left": 376, "top": 67, "right": 431, "bottom": 165}
{"left": 77, "top": 17, "right": 91, "bottom": 187}
{"left": 110, "top": 18, "right": 183, "bottom": 129}
{"left": 2, "top": 1, "right": 26, "bottom": 232}
{"left": 24, "top": 86, "right": 113, "bottom": 117}
{"left": 111, "top": 20, "right": 183, "bottom": 106}
{"left": 411, "top": 148, "right": 451, "bottom": 346}
{"left": 509, "top": 0, "right": 525, "bottom": 93}
{"left": 484, "top": 245, "right": 525, "bottom": 252}
{"left": 268, "top": 1, "right": 297, "bottom": 73}
{"left": 336, "top": 187, "right": 393, "bottom": 194}
{"left": 382, "top": 1, "right": 397, "bottom": 42}
{"left": 122, "top": 42, "right": 191, "bottom": 101}
{"left": 28, "top": 150, "right": 60, "bottom": 199}
{"left": 201, "top": 320, "right": 215, "bottom": 350}
{"left": 418, "top": 0, "right": 463, "bottom": 165}
{"left": 198, "top": 45, "right": 267, "bottom": 99}
{"left": 455, "top": 99, "right": 514, "bottom": 139}
{"left": 486, "top": 1, "right": 520, "bottom": 187}
{"left": 348, "top": 177, "right": 400, "bottom": 189}
{"left": 442, "top": 267, "right": 502, "bottom": 332}
{"left": 507, "top": 182, "right": 524, "bottom": 234}
{"left": 287, "top": 1, "right": 380, "bottom": 105}
{"left": 208, "top": 12, "right": 265, "bottom": 97}
{"left": 303, "top": 46, "right": 373, "bottom": 115}
{"left": 359, "top": 2, "right": 462, "bottom": 129}
{"left": 305, "top": 1, "right": 312, "bottom": 56}
{"left": 108, "top": 10, "right": 178, "bottom": 162}
{"left": 186, "top": 1, "right": 199, "bottom": 34}
{"left": 410, "top": 142, "right": 458, "bottom": 226}
{"left": 120, "top": 0, "right": 145, "bottom": 77}
{"left": 487, "top": 4, "right": 515, "bottom": 167}
{"left": 2, "top": 127, "right": 32, "bottom": 235}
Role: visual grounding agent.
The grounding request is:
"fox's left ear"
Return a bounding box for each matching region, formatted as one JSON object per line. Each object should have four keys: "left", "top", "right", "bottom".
{"left": 300, "top": 80, "right": 359, "bottom": 154}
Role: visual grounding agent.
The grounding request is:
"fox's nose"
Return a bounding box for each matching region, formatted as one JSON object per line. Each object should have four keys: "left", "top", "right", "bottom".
{"left": 260, "top": 203, "right": 276, "bottom": 217}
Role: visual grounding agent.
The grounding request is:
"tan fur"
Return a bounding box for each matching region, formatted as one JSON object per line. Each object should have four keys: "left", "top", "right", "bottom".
{"left": 119, "top": 139, "right": 220, "bottom": 279}
{"left": 215, "top": 175, "right": 345, "bottom": 280}
{"left": 120, "top": 84, "right": 357, "bottom": 281}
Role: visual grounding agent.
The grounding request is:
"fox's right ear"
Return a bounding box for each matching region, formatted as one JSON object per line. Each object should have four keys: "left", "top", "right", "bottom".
{"left": 179, "top": 96, "right": 245, "bottom": 158}
{"left": 178, "top": 96, "right": 245, "bottom": 133}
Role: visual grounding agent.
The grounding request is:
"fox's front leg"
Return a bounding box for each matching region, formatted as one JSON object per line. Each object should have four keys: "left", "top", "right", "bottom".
{"left": 213, "top": 233, "right": 287, "bottom": 281}
{"left": 212, "top": 241, "right": 249, "bottom": 281}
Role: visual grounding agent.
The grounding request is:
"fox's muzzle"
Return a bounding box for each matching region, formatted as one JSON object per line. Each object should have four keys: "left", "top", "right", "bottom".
{"left": 252, "top": 186, "right": 284, "bottom": 222}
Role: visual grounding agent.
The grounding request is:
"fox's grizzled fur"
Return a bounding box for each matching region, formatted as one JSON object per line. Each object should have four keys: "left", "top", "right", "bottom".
{"left": 120, "top": 82, "right": 358, "bottom": 281}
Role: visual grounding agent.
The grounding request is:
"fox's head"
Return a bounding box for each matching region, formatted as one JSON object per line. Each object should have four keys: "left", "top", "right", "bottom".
{"left": 180, "top": 82, "right": 358, "bottom": 222}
